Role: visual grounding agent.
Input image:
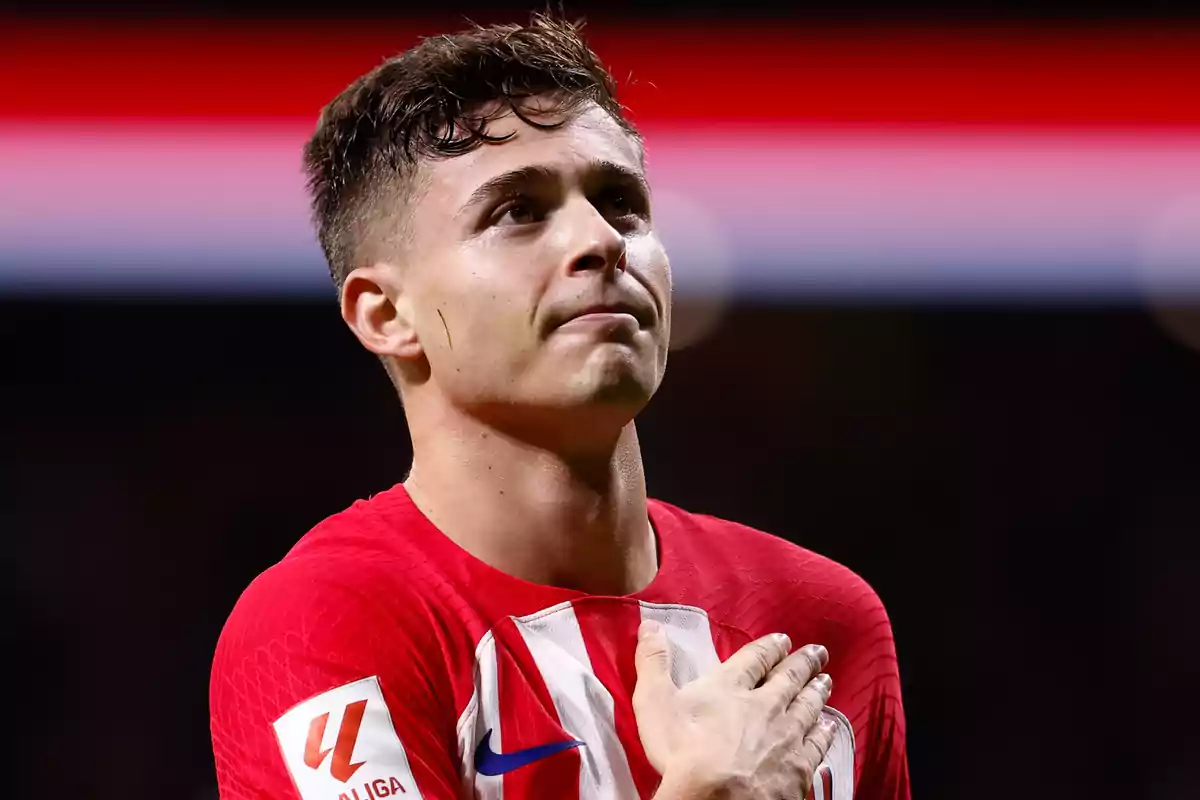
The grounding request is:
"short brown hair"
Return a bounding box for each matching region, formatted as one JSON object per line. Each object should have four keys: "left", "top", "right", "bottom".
{"left": 303, "top": 13, "right": 640, "bottom": 292}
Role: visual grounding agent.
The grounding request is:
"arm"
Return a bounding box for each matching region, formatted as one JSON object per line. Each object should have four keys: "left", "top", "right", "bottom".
{"left": 835, "top": 577, "right": 911, "bottom": 800}
{"left": 209, "top": 560, "right": 460, "bottom": 800}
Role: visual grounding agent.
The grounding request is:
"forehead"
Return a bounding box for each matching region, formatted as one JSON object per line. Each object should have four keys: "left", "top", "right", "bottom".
{"left": 421, "top": 102, "right": 644, "bottom": 204}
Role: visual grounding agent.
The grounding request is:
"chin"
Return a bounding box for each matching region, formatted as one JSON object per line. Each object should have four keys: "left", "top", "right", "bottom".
{"left": 505, "top": 343, "right": 665, "bottom": 419}
{"left": 580, "top": 379, "right": 652, "bottom": 409}
{"left": 568, "top": 348, "right": 659, "bottom": 404}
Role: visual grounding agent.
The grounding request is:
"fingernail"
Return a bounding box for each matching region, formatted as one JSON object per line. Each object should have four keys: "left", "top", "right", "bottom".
{"left": 813, "top": 644, "right": 829, "bottom": 668}
{"left": 821, "top": 716, "right": 838, "bottom": 733}
{"left": 774, "top": 632, "right": 792, "bottom": 650}
{"left": 638, "top": 619, "right": 661, "bottom": 640}
{"left": 816, "top": 673, "right": 833, "bottom": 693}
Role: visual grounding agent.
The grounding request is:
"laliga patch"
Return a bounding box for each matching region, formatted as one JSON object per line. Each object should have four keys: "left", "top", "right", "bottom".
{"left": 274, "top": 676, "right": 423, "bottom": 800}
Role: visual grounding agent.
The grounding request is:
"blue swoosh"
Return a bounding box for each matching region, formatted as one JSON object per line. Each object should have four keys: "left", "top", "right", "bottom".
{"left": 473, "top": 728, "right": 585, "bottom": 776}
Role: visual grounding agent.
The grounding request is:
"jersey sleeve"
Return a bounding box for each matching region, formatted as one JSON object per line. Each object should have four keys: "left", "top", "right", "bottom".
{"left": 831, "top": 572, "right": 911, "bottom": 800}
{"left": 209, "top": 556, "right": 461, "bottom": 800}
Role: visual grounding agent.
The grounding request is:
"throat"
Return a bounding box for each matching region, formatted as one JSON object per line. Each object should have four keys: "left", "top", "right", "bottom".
{"left": 406, "top": 478, "right": 659, "bottom": 596}
{"left": 535, "top": 521, "right": 660, "bottom": 596}
{"left": 403, "top": 420, "right": 658, "bottom": 595}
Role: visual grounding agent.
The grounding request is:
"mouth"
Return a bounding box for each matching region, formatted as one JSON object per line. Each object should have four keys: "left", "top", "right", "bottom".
{"left": 557, "top": 311, "right": 641, "bottom": 335}
{"left": 557, "top": 303, "right": 651, "bottom": 330}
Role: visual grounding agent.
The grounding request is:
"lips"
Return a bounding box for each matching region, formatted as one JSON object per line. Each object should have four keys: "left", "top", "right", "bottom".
{"left": 555, "top": 301, "right": 652, "bottom": 330}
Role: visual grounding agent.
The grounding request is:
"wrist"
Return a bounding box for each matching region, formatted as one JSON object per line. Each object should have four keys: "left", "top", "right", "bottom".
{"left": 653, "top": 773, "right": 700, "bottom": 800}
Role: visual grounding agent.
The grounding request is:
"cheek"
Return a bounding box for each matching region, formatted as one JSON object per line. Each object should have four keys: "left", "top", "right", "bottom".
{"left": 434, "top": 275, "right": 535, "bottom": 362}
{"left": 630, "top": 236, "right": 672, "bottom": 303}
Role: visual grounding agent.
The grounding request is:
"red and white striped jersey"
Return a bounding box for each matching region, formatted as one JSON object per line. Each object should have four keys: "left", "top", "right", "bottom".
{"left": 210, "top": 485, "right": 908, "bottom": 800}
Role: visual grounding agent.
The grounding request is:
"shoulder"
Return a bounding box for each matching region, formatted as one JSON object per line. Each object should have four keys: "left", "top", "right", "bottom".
{"left": 217, "top": 484, "right": 441, "bottom": 666}
{"left": 212, "top": 485, "right": 453, "bottom": 716}
{"left": 210, "top": 486, "right": 467, "bottom": 799}
{"left": 214, "top": 540, "right": 430, "bottom": 673}
{"left": 651, "top": 498, "right": 892, "bottom": 638}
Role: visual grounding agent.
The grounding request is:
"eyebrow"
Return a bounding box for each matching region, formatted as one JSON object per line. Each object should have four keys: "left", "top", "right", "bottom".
{"left": 457, "top": 160, "right": 650, "bottom": 219}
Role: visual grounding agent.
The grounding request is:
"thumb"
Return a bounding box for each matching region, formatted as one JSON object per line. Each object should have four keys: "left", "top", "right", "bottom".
{"left": 633, "top": 619, "right": 676, "bottom": 700}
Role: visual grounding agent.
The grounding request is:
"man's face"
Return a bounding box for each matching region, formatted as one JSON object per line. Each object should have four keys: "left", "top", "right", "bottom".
{"left": 398, "top": 100, "right": 671, "bottom": 428}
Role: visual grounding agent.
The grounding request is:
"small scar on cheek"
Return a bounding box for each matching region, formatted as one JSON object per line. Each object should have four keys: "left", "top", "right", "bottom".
{"left": 436, "top": 308, "right": 453, "bottom": 350}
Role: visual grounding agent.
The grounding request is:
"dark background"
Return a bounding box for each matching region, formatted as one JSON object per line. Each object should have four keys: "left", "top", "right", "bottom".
{"left": 8, "top": 301, "right": 1200, "bottom": 797}
{"left": 5, "top": 2, "right": 1200, "bottom": 798}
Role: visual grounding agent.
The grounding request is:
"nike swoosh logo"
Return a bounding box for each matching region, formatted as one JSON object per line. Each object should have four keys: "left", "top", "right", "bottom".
{"left": 473, "top": 728, "right": 585, "bottom": 776}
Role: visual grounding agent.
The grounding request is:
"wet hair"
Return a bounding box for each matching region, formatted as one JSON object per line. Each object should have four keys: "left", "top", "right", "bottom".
{"left": 303, "top": 13, "right": 640, "bottom": 292}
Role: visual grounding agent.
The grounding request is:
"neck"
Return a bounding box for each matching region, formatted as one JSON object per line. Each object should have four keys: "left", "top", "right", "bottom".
{"left": 403, "top": 404, "right": 657, "bottom": 596}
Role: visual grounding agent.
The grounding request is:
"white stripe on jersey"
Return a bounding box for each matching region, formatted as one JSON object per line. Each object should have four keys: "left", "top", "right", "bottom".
{"left": 823, "top": 706, "right": 856, "bottom": 800}
{"left": 457, "top": 630, "right": 505, "bottom": 800}
{"left": 514, "top": 602, "right": 639, "bottom": 800}
{"left": 454, "top": 599, "right": 855, "bottom": 800}
{"left": 636, "top": 602, "right": 722, "bottom": 688}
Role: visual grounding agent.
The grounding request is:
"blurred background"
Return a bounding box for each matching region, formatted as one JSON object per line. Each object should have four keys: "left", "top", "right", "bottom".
{"left": 4, "top": 1, "right": 1200, "bottom": 797}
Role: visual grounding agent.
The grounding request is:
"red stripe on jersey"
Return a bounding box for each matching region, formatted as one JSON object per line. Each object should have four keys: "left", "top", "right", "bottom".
{"left": 571, "top": 599, "right": 660, "bottom": 799}
{"left": 492, "top": 616, "right": 583, "bottom": 798}
{"left": 804, "top": 763, "right": 833, "bottom": 800}
{"left": 708, "top": 619, "right": 755, "bottom": 663}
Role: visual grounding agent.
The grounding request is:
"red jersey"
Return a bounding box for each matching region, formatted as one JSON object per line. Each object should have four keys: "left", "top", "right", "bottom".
{"left": 210, "top": 485, "right": 908, "bottom": 800}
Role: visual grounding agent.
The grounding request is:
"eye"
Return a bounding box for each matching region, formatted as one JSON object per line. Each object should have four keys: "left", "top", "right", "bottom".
{"left": 606, "top": 193, "right": 631, "bottom": 215}
{"left": 495, "top": 196, "right": 544, "bottom": 227}
{"left": 597, "top": 186, "right": 645, "bottom": 221}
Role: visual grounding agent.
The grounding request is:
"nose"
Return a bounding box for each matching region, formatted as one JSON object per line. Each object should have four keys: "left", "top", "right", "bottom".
{"left": 561, "top": 198, "right": 627, "bottom": 278}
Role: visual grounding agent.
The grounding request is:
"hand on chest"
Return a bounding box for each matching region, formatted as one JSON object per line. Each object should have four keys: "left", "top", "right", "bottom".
{"left": 454, "top": 598, "right": 854, "bottom": 800}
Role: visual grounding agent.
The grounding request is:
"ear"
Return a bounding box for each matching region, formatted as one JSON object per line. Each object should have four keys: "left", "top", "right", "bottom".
{"left": 340, "top": 263, "right": 424, "bottom": 361}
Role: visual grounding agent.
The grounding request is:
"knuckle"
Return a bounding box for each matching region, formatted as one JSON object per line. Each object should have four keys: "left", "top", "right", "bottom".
{"left": 802, "top": 646, "right": 823, "bottom": 674}
{"left": 751, "top": 636, "right": 777, "bottom": 653}
{"left": 795, "top": 693, "right": 821, "bottom": 718}
{"left": 753, "top": 643, "right": 775, "bottom": 672}
{"left": 790, "top": 654, "right": 815, "bottom": 682}
{"left": 786, "top": 664, "right": 806, "bottom": 685}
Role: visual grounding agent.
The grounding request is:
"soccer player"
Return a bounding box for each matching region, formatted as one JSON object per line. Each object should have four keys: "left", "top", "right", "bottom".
{"left": 210, "top": 15, "right": 908, "bottom": 800}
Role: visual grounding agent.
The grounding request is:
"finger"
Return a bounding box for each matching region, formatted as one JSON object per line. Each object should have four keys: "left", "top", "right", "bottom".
{"left": 799, "top": 715, "right": 839, "bottom": 770}
{"left": 786, "top": 673, "right": 832, "bottom": 730}
{"left": 759, "top": 644, "right": 828, "bottom": 709}
{"left": 721, "top": 633, "right": 793, "bottom": 689}
{"left": 632, "top": 620, "right": 677, "bottom": 709}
